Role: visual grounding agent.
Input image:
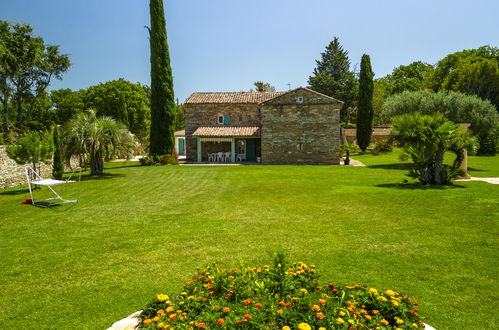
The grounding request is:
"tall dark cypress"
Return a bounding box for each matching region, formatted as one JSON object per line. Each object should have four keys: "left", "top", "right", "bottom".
{"left": 52, "top": 126, "right": 64, "bottom": 180}
{"left": 149, "top": 0, "right": 176, "bottom": 155}
{"left": 356, "top": 54, "right": 374, "bottom": 151}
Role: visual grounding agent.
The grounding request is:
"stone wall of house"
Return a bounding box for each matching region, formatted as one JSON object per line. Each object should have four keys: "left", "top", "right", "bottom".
{"left": 185, "top": 103, "right": 261, "bottom": 161}
{"left": 261, "top": 89, "right": 342, "bottom": 165}
{"left": 0, "top": 145, "right": 52, "bottom": 189}
{"left": 342, "top": 126, "right": 392, "bottom": 144}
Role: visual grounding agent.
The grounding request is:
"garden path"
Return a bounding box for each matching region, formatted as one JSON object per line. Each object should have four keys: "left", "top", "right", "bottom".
{"left": 456, "top": 177, "right": 499, "bottom": 184}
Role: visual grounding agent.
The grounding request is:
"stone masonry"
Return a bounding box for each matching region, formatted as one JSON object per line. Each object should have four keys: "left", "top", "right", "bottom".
{"left": 260, "top": 88, "right": 342, "bottom": 165}
{"left": 0, "top": 145, "right": 52, "bottom": 189}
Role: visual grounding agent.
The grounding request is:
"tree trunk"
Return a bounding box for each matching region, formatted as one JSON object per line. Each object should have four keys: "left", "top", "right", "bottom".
{"left": 90, "top": 150, "right": 104, "bottom": 175}
{"left": 433, "top": 147, "right": 444, "bottom": 185}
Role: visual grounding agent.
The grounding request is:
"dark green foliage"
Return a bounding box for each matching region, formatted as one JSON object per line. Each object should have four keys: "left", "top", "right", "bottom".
{"left": 382, "top": 90, "right": 498, "bottom": 154}
{"left": 370, "top": 139, "right": 393, "bottom": 155}
{"left": 477, "top": 128, "right": 498, "bottom": 155}
{"left": 50, "top": 88, "right": 85, "bottom": 125}
{"left": 149, "top": 0, "right": 176, "bottom": 156}
{"left": 175, "top": 104, "right": 185, "bottom": 131}
{"left": 357, "top": 54, "right": 374, "bottom": 151}
{"left": 308, "top": 37, "right": 358, "bottom": 123}
{"left": 391, "top": 113, "right": 477, "bottom": 185}
{"left": 52, "top": 126, "right": 64, "bottom": 180}
{"left": 380, "top": 61, "right": 434, "bottom": 95}
{"left": 252, "top": 81, "right": 276, "bottom": 92}
{"left": 6, "top": 130, "right": 53, "bottom": 172}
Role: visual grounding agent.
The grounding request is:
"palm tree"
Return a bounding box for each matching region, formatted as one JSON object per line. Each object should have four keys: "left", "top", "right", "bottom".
{"left": 62, "top": 110, "right": 134, "bottom": 175}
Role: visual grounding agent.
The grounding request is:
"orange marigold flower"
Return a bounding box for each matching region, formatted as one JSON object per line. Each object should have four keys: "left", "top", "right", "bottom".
{"left": 243, "top": 298, "right": 252, "bottom": 305}
{"left": 255, "top": 303, "right": 262, "bottom": 308}
{"left": 365, "top": 315, "right": 372, "bottom": 321}
{"left": 222, "top": 307, "right": 230, "bottom": 313}
{"left": 156, "top": 309, "right": 165, "bottom": 316}
{"left": 311, "top": 304, "right": 321, "bottom": 312}
{"left": 291, "top": 297, "right": 300, "bottom": 301}
{"left": 228, "top": 275, "right": 235, "bottom": 280}
{"left": 332, "top": 289, "right": 339, "bottom": 294}
{"left": 277, "top": 309, "right": 285, "bottom": 315}
{"left": 152, "top": 316, "right": 160, "bottom": 322}
{"left": 217, "top": 318, "right": 225, "bottom": 325}
{"left": 316, "top": 312, "right": 325, "bottom": 319}
{"left": 198, "top": 322, "right": 206, "bottom": 328}
{"left": 143, "top": 319, "right": 152, "bottom": 325}
{"left": 285, "top": 302, "right": 292, "bottom": 307}
{"left": 357, "top": 323, "right": 365, "bottom": 328}
{"left": 226, "top": 293, "right": 233, "bottom": 297}
{"left": 213, "top": 305, "right": 220, "bottom": 309}
{"left": 243, "top": 314, "right": 251, "bottom": 319}
{"left": 169, "top": 314, "right": 176, "bottom": 321}
{"left": 381, "top": 319, "right": 389, "bottom": 326}
{"left": 278, "top": 301, "right": 286, "bottom": 306}
{"left": 372, "top": 310, "right": 380, "bottom": 315}
{"left": 318, "top": 299, "right": 327, "bottom": 305}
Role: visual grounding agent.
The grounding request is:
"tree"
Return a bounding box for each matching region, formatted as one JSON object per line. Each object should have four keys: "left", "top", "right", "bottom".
{"left": 52, "top": 125, "right": 63, "bottom": 180}
{"left": 372, "top": 79, "right": 390, "bottom": 125}
{"left": 382, "top": 90, "right": 498, "bottom": 154}
{"left": 308, "top": 37, "right": 358, "bottom": 123}
{"left": 148, "top": 0, "right": 176, "bottom": 156}
{"left": 175, "top": 104, "right": 185, "bottom": 131}
{"left": 83, "top": 79, "right": 151, "bottom": 140}
{"left": 6, "top": 130, "right": 53, "bottom": 175}
{"left": 0, "top": 21, "right": 70, "bottom": 140}
{"left": 356, "top": 54, "right": 374, "bottom": 151}
{"left": 391, "top": 113, "right": 477, "bottom": 185}
{"left": 382, "top": 61, "right": 434, "bottom": 95}
{"left": 428, "top": 45, "right": 499, "bottom": 108}
{"left": 50, "top": 88, "right": 85, "bottom": 125}
{"left": 252, "top": 81, "right": 275, "bottom": 92}
{"left": 62, "top": 110, "right": 134, "bottom": 175}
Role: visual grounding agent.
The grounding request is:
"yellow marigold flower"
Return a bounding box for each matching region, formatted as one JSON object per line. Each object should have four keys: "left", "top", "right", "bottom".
{"left": 348, "top": 319, "right": 355, "bottom": 325}
{"left": 188, "top": 296, "right": 194, "bottom": 300}
{"left": 152, "top": 316, "right": 159, "bottom": 322}
{"left": 166, "top": 306, "right": 175, "bottom": 313}
{"left": 381, "top": 319, "right": 389, "bottom": 325}
{"left": 318, "top": 328, "right": 326, "bottom": 330}
{"left": 277, "top": 309, "right": 285, "bottom": 315}
{"left": 371, "top": 309, "right": 380, "bottom": 315}
{"left": 282, "top": 327, "right": 291, "bottom": 330}
{"left": 392, "top": 301, "right": 400, "bottom": 307}
{"left": 156, "top": 294, "right": 169, "bottom": 302}
{"left": 365, "top": 315, "right": 372, "bottom": 320}
{"left": 377, "top": 296, "right": 387, "bottom": 302}
{"left": 156, "top": 309, "right": 165, "bottom": 316}
{"left": 385, "top": 289, "right": 396, "bottom": 296}
{"left": 396, "top": 318, "right": 404, "bottom": 324}
{"left": 311, "top": 304, "right": 321, "bottom": 312}
{"left": 318, "top": 299, "right": 327, "bottom": 305}
{"left": 412, "top": 323, "right": 419, "bottom": 328}
{"left": 228, "top": 275, "right": 235, "bottom": 280}
{"left": 369, "top": 288, "right": 378, "bottom": 295}
{"left": 339, "top": 311, "right": 346, "bottom": 316}
{"left": 336, "top": 317, "right": 345, "bottom": 324}
{"left": 143, "top": 319, "right": 152, "bottom": 325}
{"left": 316, "top": 312, "right": 325, "bottom": 319}
{"left": 180, "top": 292, "right": 187, "bottom": 296}
{"left": 298, "top": 323, "right": 311, "bottom": 330}
{"left": 179, "top": 301, "right": 185, "bottom": 305}
{"left": 157, "top": 322, "right": 165, "bottom": 329}
{"left": 300, "top": 288, "right": 308, "bottom": 294}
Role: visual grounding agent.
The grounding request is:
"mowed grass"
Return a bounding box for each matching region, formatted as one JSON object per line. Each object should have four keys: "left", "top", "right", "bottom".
{"left": 0, "top": 152, "right": 497, "bottom": 329}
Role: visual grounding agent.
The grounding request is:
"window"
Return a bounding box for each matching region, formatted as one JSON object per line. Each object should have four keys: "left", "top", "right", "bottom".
{"left": 297, "top": 143, "right": 304, "bottom": 151}
{"left": 256, "top": 108, "right": 261, "bottom": 115}
{"left": 295, "top": 97, "right": 304, "bottom": 104}
{"left": 238, "top": 115, "right": 243, "bottom": 123}
{"left": 217, "top": 114, "right": 224, "bottom": 125}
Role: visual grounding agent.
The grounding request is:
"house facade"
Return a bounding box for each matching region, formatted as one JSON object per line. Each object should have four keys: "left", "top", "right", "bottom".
{"left": 184, "top": 87, "right": 343, "bottom": 164}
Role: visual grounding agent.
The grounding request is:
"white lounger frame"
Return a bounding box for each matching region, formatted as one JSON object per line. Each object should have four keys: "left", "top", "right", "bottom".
{"left": 24, "top": 166, "right": 82, "bottom": 207}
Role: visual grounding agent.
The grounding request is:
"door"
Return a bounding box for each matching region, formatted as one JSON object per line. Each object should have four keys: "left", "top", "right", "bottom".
{"left": 246, "top": 139, "right": 256, "bottom": 161}
{"left": 178, "top": 138, "right": 185, "bottom": 155}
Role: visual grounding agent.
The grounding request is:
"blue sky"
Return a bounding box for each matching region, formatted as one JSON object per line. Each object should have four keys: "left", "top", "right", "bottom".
{"left": 2, "top": 0, "right": 498, "bottom": 103}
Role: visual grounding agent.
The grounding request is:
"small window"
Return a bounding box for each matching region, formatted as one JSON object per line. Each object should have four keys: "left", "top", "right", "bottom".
{"left": 217, "top": 114, "right": 224, "bottom": 125}
{"left": 238, "top": 115, "right": 243, "bottom": 123}
{"left": 256, "top": 108, "right": 261, "bottom": 114}
{"left": 295, "top": 97, "right": 304, "bottom": 104}
{"left": 297, "top": 143, "right": 304, "bottom": 151}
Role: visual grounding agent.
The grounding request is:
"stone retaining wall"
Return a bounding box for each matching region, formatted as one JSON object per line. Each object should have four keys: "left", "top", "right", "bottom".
{"left": 0, "top": 145, "right": 52, "bottom": 189}
{"left": 342, "top": 126, "right": 392, "bottom": 144}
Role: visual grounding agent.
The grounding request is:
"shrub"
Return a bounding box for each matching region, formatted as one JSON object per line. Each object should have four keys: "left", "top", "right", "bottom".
{"left": 139, "top": 254, "right": 427, "bottom": 329}
{"left": 370, "top": 139, "right": 393, "bottom": 155}
{"left": 139, "top": 156, "right": 154, "bottom": 166}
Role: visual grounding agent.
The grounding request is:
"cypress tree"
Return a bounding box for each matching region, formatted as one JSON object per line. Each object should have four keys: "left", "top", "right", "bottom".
{"left": 149, "top": 0, "right": 176, "bottom": 156}
{"left": 52, "top": 126, "right": 64, "bottom": 180}
{"left": 357, "top": 54, "right": 374, "bottom": 151}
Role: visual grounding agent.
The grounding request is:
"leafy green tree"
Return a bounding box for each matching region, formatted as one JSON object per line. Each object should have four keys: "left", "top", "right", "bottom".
{"left": 52, "top": 126, "right": 64, "bottom": 180}
{"left": 83, "top": 79, "right": 150, "bottom": 140}
{"left": 308, "top": 37, "right": 358, "bottom": 123}
{"left": 382, "top": 90, "right": 498, "bottom": 154}
{"left": 50, "top": 88, "right": 85, "bottom": 125}
{"left": 382, "top": 61, "right": 434, "bottom": 95}
{"left": 391, "top": 113, "right": 477, "bottom": 185}
{"left": 0, "top": 21, "right": 70, "bottom": 140}
{"left": 62, "top": 110, "right": 134, "bottom": 175}
{"left": 356, "top": 54, "right": 374, "bottom": 151}
{"left": 6, "top": 130, "right": 53, "bottom": 175}
{"left": 372, "top": 80, "right": 390, "bottom": 125}
{"left": 148, "top": 0, "right": 176, "bottom": 156}
{"left": 252, "top": 81, "right": 276, "bottom": 92}
{"left": 428, "top": 45, "right": 499, "bottom": 108}
{"left": 175, "top": 104, "right": 185, "bottom": 131}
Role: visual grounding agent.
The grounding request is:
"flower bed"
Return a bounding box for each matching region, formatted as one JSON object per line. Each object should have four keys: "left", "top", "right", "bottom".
{"left": 139, "top": 254, "right": 427, "bottom": 329}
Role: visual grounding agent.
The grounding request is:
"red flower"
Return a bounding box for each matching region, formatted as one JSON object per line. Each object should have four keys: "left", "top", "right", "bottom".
{"left": 198, "top": 322, "right": 206, "bottom": 328}
{"left": 332, "top": 289, "right": 339, "bottom": 294}
{"left": 255, "top": 303, "right": 262, "bottom": 308}
{"left": 243, "top": 299, "right": 252, "bottom": 305}
{"left": 217, "top": 319, "right": 225, "bottom": 325}
{"left": 226, "top": 293, "right": 233, "bottom": 297}
{"left": 329, "top": 283, "right": 335, "bottom": 288}
{"left": 243, "top": 314, "right": 251, "bottom": 319}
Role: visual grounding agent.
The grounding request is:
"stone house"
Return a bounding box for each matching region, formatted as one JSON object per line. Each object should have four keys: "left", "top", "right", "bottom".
{"left": 184, "top": 87, "right": 343, "bottom": 164}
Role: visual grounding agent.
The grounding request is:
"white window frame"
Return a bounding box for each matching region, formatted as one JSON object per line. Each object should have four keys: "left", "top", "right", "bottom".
{"left": 217, "top": 114, "right": 224, "bottom": 125}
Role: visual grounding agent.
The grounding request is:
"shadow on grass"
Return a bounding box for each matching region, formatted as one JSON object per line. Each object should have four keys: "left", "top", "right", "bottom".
{"left": 79, "top": 172, "right": 126, "bottom": 182}
{"left": 367, "top": 163, "right": 415, "bottom": 170}
{"left": 0, "top": 187, "right": 30, "bottom": 196}
{"left": 467, "top": 167, "right": 486, "bottom": 172}
{"left": 104, "top": 164, "right": 143, "bottom": 170}
{"left": 376, "top": 182, "right": 466, "bottom": 190}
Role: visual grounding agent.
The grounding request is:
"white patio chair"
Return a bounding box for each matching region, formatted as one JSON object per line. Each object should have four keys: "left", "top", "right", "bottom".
{"left": 216, "top": 152, "right": 224, "bottom": 162}
{"left": 24, "top": 165, "right": 82, "bottom": 207}
{"left": 224, "top": 152, "right": 231, "bottom": 162}
{"left": 208, "top": 153, "right": 215, "bottom": 162}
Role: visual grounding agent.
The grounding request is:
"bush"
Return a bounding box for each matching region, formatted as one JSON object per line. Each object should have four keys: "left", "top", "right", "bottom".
{"left": 139, "top": 254, "right": 427, "bottom": 329}
{"left": 370, "top": 139, "right": 393, "bottom": 155}
{"left": 139, "top": 156, "right": 154, "bottom": 166}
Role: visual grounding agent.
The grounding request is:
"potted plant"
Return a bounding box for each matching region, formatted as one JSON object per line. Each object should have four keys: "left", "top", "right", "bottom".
{"left": 339, "top": 143, "right": 359, "bottom": 165}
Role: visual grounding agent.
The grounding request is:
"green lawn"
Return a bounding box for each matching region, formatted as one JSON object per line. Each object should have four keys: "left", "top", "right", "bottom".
{"left": 0, "top": 152, "right": 497, "bottom": 329}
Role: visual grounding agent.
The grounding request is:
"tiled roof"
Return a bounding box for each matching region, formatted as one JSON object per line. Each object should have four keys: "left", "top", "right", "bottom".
{"left": 192, "top": 126, "right": 261, "bottom": 137}
{"left": 185, "top": 92, "right": 285, "bottom": 104}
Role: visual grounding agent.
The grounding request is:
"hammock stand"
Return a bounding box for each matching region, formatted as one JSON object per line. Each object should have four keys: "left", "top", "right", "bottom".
{"left": 24, "top": 166, "right": 82, "bottom": 207}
